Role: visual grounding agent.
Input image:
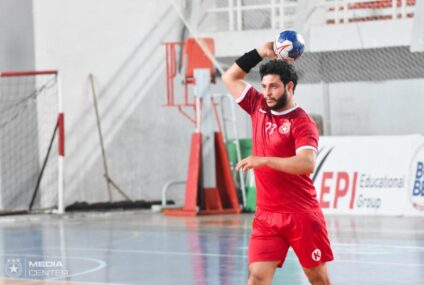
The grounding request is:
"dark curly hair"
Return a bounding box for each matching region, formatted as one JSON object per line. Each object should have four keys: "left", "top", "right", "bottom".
{"left": 259, "top": 60, "right": 298, "bottom": 91}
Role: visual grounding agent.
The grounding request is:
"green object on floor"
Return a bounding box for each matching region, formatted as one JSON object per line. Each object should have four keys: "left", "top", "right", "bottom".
{"left": 225, "top": 139, "right": 256, "bottom": 211}
{"left": 245, "top": 186, "right": 256, "bottom": 212}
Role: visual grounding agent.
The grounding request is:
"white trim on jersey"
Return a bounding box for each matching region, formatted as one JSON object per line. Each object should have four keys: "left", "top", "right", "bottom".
{"left": 235, "top": 84, "right": 252, "bottom": 103}
{"left": 296, "top": 145, "right": 318, "bottom": 154}
{"left": 271, "top": 104, "right": 299, "bottom": 116}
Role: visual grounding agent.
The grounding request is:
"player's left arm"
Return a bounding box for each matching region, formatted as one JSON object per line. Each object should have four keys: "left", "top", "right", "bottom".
{"left": 236, "top": 149, "right": 316, "bottom": 175}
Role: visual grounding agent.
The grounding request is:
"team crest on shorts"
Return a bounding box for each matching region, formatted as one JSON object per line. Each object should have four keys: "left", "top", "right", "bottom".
{"left": 279, "top": 121, "right": 291, "bottom": 134}
{"left": 311, "top": 249, "right": 321, "bottom": 262}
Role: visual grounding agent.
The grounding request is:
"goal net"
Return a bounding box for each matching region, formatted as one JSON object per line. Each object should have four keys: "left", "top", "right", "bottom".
{"left": 0, "top": 70, "right": 64, "bottom": 214}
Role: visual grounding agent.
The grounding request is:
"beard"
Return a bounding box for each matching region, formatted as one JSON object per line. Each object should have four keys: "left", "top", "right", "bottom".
{"left": 267, "top": 89, "right": 288, "bottom": 111}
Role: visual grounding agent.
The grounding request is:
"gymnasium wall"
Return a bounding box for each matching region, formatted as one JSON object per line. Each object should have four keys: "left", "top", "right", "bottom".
{"left": 1, "top": 0, "right": 423, "bottom": 208}
{"left": 210, "top": 17, "right": 424, "bottom": 136}
{"left": 0, "top": 0, "right": 35, "bottom": 70}
{"left": 0, "top": 0, "right": 39, "bottom": 210}
{"left": 31, "top": 0, "right": 192, "bottom": 205}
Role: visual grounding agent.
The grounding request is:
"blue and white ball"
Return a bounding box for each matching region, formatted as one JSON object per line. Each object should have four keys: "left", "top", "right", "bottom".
{"left": 273, "top": 30, "right": 305, "bottom": 62}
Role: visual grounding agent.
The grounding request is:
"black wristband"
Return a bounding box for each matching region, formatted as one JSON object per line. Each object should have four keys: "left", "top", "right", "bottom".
{"left": 235, "top": 49, "right": 263, "bottom": 73}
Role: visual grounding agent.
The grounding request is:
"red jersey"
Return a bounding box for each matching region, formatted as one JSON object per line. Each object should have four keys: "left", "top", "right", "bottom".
{"left": 236, "top": 84, "right": 320, "bottom": 213}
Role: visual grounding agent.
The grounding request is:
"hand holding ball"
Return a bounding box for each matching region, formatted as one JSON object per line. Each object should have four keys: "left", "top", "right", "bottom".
{"left": 273, "top": 30, "right": 305, "bottom": 62}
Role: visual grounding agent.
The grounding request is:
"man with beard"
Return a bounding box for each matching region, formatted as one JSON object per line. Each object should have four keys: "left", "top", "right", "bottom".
{"left": 221, "top": 42, "right": 334, "bottom": 285}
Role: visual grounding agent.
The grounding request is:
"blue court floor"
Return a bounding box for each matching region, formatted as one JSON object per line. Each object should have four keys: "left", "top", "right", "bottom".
{"left": 0, "top": 210, "right": 423, "bottom": 284}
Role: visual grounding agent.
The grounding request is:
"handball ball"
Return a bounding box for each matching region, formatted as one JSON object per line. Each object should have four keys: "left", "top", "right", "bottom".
{"left": 273, "top": 30, "right": 305, "bottom": 62}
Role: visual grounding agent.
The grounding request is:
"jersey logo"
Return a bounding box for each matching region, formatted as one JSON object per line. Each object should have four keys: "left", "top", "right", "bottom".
{"left": 259, "top": 108, "right": 267, "bottom": 114}
{"left": 311, "top": 249, "right": 321, "bottom": 262}
{"left": 278, "top": 121, "right": 291, "bottom": 134}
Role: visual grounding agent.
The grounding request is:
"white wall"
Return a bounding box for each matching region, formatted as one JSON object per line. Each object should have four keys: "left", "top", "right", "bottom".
{"left": 32, "top": 0, "right": 194, "bottom": 205}
{"left": 0, "top": 0, "right": 35, "bottom": 70}
{"left": 309, "top": 19, "right": 414, "bottom": 52}
{"left": 295, "top": 79, "right": 424, "bottom": 135}
{"left": 203, "top": 16, "right": 415, "bottom": 57}
{"left": 213, "top": 76, "right": 424, "bottom": 137}
{"left": 0, "top": 0, "right": 39, "bottom": 211}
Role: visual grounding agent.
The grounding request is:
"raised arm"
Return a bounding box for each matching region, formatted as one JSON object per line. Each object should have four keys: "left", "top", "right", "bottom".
{"left": 221, "top": 63, "right": 249, "bottom": 100}
{"left": 221, "top": 42, "right": 276, "bottom": 100}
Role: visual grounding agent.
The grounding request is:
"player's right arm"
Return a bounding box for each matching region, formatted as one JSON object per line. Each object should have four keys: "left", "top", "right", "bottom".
{"left": 221, "top": 64, "right": 248, "bottom": 101}
{"left": 221, "top": 42, "right": 276, "bottom": 100}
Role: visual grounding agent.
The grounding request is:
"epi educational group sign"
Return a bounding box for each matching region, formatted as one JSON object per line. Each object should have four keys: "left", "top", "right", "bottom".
{"left": 312, "top": 135, "right": 424, "bottom": 216}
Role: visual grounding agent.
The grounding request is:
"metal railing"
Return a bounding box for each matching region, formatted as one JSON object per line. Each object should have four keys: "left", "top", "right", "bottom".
{"left": 199, "top": 0, "right": 416, "bottom": 33}
{"left": 202, "top": 0, "right": 298, "bottom": 31}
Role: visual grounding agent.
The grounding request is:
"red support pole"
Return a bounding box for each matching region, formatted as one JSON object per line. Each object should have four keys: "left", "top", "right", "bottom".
{"left": 58, "top": 113, "right": 65, "bottom": 156}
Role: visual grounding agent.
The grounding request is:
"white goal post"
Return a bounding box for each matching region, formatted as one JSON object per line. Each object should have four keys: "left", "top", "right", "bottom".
{"left": 0, "top": 70, "right": 64, "bottom": 214}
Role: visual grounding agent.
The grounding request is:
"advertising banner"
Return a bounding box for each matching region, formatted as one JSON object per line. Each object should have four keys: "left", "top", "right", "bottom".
{"left": 313, "top": 135, "right": 424, "bottom": 216}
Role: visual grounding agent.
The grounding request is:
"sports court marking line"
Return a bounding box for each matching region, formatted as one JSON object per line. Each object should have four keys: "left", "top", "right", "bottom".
{"left": 97, "top": 219, "right": 424, "bottom": 234}
{"left": 0, "top": 279, "right": 122, "bottom": 285}
{"left": 238, "top": 242, "right": 424, "bottom": 251}
{"left": 0, "top": 253, "right": 106, "bottom": 284}
{"left": 330, "top": 228, "right": 424, "bottom": 234}
{"left": 9, "top": 240, "right": 424, "bottom": 255}
{"left": 330, "top": 258, "right": 424, "bottom": 268}
{"left": 38, "top": 247, "right": 424, "bottom": 267}
{"left": 109, "top": 231, "right": 140, "bottom": 245}
{"left": 239, "top": 242, "right": 424, "bottom": 252}
{"left": 42, "top": 247, "right": 246, "bottom": 259}
{"left": 332, "top": 242, "right": 424, "bottom": 251}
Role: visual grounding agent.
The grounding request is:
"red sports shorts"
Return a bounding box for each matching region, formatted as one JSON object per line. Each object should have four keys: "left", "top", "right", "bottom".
{"left": 248, "top": 208, "right": 334, "bottom": 268}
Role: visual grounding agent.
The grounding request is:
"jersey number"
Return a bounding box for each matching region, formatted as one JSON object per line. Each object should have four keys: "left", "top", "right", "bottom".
{"left": 265, "top": 122, "right": 277, "bottom": 135}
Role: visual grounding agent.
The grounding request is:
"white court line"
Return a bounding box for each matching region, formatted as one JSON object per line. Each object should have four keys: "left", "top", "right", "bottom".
{"left": 38, "top": 246, "right": 424, "bottom": 268}
{"left": 332, "top": 242, "right": 424, "bottom": 251}
{"left": 109, "top": 231, "right": 140, "bottom": 245}
{"left": 99, "top": 220, "right": 424, "bottom": 235}
{"left": 11, "top": 240, "right": 424, "bottom": 254}
{"left": 329, "top": 228, "right": 424, "bottom": 235}
{"left": 238, "top": 242, "right": 424, "bottom": 251}
{"left": 42, "top": 247, "right": 245, "bottom": 259}
{"left": 330, "top": 258, "right": 424, "bottom": 267}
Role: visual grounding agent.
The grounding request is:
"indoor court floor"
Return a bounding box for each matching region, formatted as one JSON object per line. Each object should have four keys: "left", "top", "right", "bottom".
{"left": 0, "top": 210, "right": 423, "bottom": 285}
